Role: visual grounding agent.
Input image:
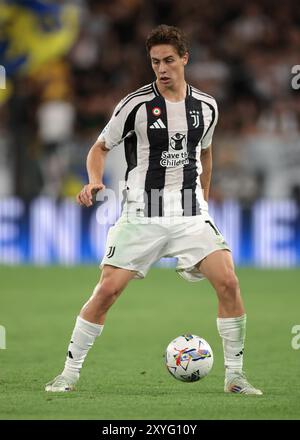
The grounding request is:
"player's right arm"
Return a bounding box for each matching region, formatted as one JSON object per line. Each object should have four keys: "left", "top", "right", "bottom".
{"left": 77, "top": 88, "right": 142, "bottom": 207}
{"left": 76, "top": 140, "right": 109, "bottom": 207}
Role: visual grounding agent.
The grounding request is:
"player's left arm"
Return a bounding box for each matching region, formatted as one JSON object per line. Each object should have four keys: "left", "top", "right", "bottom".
{"left": 200, "top": 145, "right": 212, "bottom": 202}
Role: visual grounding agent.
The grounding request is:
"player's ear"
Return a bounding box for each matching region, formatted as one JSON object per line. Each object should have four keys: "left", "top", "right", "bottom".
{"left": 182, "top": 52, "right": 189, "bottom": 66}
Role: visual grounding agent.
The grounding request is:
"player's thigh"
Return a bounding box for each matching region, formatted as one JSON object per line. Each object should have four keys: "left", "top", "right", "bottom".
{"left": 99, "top": 264, "right": 136, "bottom": 292}
{"left": 197, "top": 249, "right": 238, "bottom": 291}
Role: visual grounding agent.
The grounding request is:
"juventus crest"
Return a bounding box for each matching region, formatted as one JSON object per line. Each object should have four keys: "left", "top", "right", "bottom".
{"left": 189, "top": 110, "right": 201, "bottom": 128}
{"left": 106, "top": 246, "right": 116, "bottom": 258}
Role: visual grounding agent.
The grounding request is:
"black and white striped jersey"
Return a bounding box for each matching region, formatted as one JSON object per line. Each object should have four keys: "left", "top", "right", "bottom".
{"left": 98, "top": 82, "right": 218, "bottom": 217}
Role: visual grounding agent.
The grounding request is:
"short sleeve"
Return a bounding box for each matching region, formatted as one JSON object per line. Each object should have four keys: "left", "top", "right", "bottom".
{"left": 97, "top": 99, "right": 130, "bottom": 150}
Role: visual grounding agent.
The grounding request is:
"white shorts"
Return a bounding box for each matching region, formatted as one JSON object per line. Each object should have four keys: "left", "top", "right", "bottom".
{"left": 100, "top": 213, "right": 230, "bottom": 282}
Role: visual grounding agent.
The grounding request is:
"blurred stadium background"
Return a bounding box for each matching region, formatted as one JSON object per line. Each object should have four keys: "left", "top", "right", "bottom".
{"left": 0, "top": 0, "right": 300, "bottom": 267}
{"left": 1, "top": 0, "right": 300, "bottom": 421}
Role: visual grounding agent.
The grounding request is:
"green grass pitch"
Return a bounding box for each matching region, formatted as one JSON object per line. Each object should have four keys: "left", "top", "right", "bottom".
{"left": 0, "top": 265, "right": 300, "bottom": 420}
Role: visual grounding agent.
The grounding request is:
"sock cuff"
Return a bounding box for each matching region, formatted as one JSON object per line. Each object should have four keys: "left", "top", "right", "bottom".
{"left": 76, "top": 316, "right": 103, "bottom": 336}
{"left": 217, "top": 314, "right": 246, "bottom": 340}
{"left": 217, "top": 314, "right": 246, "bottom": 326}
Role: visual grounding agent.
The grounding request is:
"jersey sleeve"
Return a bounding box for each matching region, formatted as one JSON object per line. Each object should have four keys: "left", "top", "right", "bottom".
{"left": 201, "top": 101, "right": 218, "bottom": 149}
{"left": 98, "top": 99, "right": 132, "bottom": 150}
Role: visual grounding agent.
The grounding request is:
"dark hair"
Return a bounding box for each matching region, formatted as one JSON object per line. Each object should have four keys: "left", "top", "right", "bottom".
{"left": 146, "top": 24, "right": 189, "bottom": 57}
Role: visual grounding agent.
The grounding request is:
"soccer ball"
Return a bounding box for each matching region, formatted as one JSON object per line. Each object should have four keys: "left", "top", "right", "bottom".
{"left": 165, "top": 334, "right": 213, "bottom": 382}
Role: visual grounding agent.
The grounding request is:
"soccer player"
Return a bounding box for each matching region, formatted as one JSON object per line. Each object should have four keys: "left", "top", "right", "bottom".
{"left": 46, "top": 25, "right": 262, "bottom": 395}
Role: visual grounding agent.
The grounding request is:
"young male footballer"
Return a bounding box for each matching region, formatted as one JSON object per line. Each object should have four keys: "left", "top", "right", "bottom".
{"left": 46, "top": 25, "right": 262, "bottom": 395}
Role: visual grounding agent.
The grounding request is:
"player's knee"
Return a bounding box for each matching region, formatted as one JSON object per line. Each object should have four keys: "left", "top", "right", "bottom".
{"left": 218, "top": 271, "right": 239, "bottom": 297}
{"left": 95, "top": 278, "right": 121, "bottom": 301}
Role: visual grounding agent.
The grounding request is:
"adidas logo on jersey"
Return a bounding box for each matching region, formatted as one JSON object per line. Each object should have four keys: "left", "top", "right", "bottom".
{"left": 149, "top": 119, "right": 166, "bottom": 129}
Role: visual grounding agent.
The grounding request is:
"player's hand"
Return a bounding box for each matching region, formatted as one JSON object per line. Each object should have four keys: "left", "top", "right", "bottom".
{"left": 76, "top": 183, "right": 105, "bottom": 207}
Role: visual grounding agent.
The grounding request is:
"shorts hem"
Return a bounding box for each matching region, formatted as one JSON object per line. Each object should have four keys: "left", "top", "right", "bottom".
{"left": 99, "top": 262, "right": 146, "bottom": 280}
{"left": 176, "top": 246, "right": 231, "bottom": 282}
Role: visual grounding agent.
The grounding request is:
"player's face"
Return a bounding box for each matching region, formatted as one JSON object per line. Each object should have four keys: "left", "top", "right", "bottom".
{"left": 150, "top": 44, "right": 188, "bottom": 89}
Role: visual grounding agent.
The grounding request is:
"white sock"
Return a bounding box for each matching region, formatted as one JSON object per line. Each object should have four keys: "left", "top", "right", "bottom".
{"left": 217, "top": 314, "right": 246, "bottom": 375}
{"left": 62, "top": 316, "right": 103, "bottom": 382}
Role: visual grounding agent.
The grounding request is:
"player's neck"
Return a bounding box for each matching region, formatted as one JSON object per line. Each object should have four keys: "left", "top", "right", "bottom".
{"left": 156, "top": 79, "right": 187, "bottom": 102}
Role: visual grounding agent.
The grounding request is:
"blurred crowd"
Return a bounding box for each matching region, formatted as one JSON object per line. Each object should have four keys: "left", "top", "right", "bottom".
{"left": 0, "top": 0, "right": 300, "bottom": 204}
